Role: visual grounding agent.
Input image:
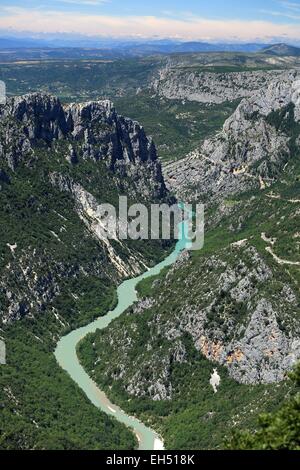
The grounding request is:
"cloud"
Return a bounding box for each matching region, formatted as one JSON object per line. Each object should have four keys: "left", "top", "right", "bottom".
{"left": 279, "top": 1, "right": 300, "bottom": 12}
{"left": 261, "top": 1, "right": 300, "bottom": 21}
{"left": 261, "top": 8, "right": 300, "bottom": 20}
{"left": 58, "top": 0, "right": 109, "bottom": 4}
{"left": 1, "top": 6, "right": 300, "bottom": 41}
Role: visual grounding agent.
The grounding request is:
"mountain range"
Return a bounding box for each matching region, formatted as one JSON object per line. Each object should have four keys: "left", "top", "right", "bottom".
{"left": 1, "top": 37, "right": 300, "bottom": 58}
{"left": 261, "top": 43, "right": 300, "bottom": 57}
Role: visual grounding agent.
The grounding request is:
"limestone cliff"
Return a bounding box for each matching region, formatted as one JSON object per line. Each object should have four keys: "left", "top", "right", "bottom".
{"left": 164, "top": 70, "right": 300, "bottom": 203}
{"left": 152, "top": 67, "right": 284, "bottom": 104}
{"left": 0, "top": 93, "right": 170, "bottom": 325}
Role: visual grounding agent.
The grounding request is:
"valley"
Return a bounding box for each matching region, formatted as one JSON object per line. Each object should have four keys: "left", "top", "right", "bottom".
{"left": 76, "top": 58, "right": 300, "bottom": 449}
{"left": 0, "top": 47, "right": 299, "bottom": 451}
{"left": 78, "top": 151, "right": 300, "bottom": 449}
{"left": 0, "top": 51, "right": 296, "bottom": 165}
{"left": 0, "top": 93, "right": 172, "bottom": 449}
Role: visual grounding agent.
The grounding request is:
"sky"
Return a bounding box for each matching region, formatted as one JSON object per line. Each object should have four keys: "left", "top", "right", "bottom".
{"left": 1, "top": 0, "right": 300, "bottom": 42}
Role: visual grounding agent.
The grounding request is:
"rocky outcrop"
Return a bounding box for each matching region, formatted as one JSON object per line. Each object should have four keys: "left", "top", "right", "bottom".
{"left": 152, "top": 67, "right": 284, "bottom": 104}
{"left": 0, "top": 93, "right": 171, "bottom": 325}
{"left": 89, "top": 238, "right": 300, "bottom": 398}
{"left": 164, "top": 70, "right": 300, "bottom": 202}
{"left": 0, "top": 93, "right": 166, "bottom": 200}
{"left": 163, "top": 244, "right": 300, "bottom": 385}
{"left": 49, "top": 172, "right": 149, "bottom": 277}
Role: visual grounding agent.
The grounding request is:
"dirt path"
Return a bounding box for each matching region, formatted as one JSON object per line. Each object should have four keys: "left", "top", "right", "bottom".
{"left": 265, "top": 246, "right": 300, "bottom": 266}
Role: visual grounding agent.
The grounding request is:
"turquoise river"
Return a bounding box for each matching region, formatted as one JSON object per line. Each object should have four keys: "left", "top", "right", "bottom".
{"left": 55, "top": 212, "right": 190, "bottom": 450}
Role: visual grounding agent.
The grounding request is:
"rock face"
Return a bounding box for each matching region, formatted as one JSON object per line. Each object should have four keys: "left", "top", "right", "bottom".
{"left": 0, "top": 93, "right": 170, "bottom": 325}
{"left": 164, "top": 70, "right": 300, "bottom": 202}
{"left": 177, "top": 245, "right": 300, "bottom": 385}
{"left": 91, "top": 240, "right": 300, "bottom": 398}
{"left": 0, "top": 93, "right": 165, "bottom": 199}
{"left": 49, "top": 172, "right": 149, "bottom": 278}
{"left": 75, "top": 69, "right": 299, "bottom": 408}
{"left": 152, "top": 67, "right": 284, "bottom": 104}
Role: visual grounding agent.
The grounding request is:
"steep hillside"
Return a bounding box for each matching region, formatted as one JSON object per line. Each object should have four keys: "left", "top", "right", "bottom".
{"left": 164, "top": 70, "right": 300, "bottom": 202}
{"left": 114, "top": 92, "right": 238, "bottom": 162}
{"left": 228, "top": 364, "right": 300, "bottom": 450}
{"left": 152, "top": 68, "right": 283, "bottom": 104}
{"left": 262, "top": 44, "right": 300, "bottom": 57}
{"left": 78, "top": 72, "right": 300, "bottom": 449}
{"left": 0, "top": 93, "right": 172, "bottom": 449}
{"left": 79, "top": 155, "right": 300, "bottom": 449}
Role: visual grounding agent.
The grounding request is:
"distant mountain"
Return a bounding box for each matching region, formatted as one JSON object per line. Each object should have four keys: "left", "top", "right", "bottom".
{"left": 117, "top": 41, "right": 267, "bottom": 55}
{"left": 0, "top": 35, "right": 268, "bottom": 57}
{"left": 261, "top": 43, "right": 300, "bottom": 56}
{"left": 0, "top": 37, "right": 51, "bottom": 48}
{"left": 4, "top": 35, "right": 300, "bottom": 60}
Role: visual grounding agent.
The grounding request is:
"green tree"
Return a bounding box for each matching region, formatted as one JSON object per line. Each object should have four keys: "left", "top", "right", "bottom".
{"left": 227, "top": 364, "right": 300, "bottom": 450}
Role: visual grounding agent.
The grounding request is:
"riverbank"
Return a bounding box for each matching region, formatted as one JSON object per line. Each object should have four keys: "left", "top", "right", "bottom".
{"left": 55, "top": 213, "right": 190, "bottom": 450}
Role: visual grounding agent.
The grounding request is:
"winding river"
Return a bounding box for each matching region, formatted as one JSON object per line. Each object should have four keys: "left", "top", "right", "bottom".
{"left": 54, "top": 213, "right": 190, "bottom": 450}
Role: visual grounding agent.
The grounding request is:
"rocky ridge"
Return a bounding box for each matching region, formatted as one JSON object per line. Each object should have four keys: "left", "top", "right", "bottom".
{"left": 0, "top": 93, "right": 169, "bottom": 325}
{"left": 152, "top": 67, "right": 285, "bottom": 104}
{"left": 89, "top": 240, "right": 300, "bottom": 401}
{"left": 164, "top": 70, "right": 300, "bottom": 202}
{"left": 0, "top": 94, "right": 165, "bottom": 198}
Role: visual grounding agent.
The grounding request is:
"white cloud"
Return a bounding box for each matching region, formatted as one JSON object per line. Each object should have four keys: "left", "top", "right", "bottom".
{"left": 259, "top": 1, "right": 300, "bottom": 21}
{"left": 59, "top": 0, "right": 109, "bottom": 4}
{"left": 279, "top": 1, "right": 300, "bottom": 12}
{"left": 1, "top": 6, "right": 300, "bottom": 41}
{"left": 261, "top": 8, "right": 300, "bottom": 20}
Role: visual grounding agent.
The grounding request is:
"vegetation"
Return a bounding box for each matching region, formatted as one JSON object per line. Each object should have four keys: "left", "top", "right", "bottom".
{"left": 0, "top": 127, "right": 169, "bottom": 449}
{"left": 0, "top": 58, "right": 161, "bottom": 102}
{"left": 78, "top": 153, "right": 300, "bottom": 450}
{"left": 0, "top": 319, "right": 137, "bottom": 450}
{"left": 115, "top": 92, "right": 238, "bottom": 161}
{"left": 227, "top": 364, "right": 300, "bottom": 450}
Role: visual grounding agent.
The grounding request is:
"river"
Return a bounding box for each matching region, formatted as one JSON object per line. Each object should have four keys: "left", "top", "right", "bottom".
{"left": 54, "top": 212, "right": 190, "bottom": 450}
